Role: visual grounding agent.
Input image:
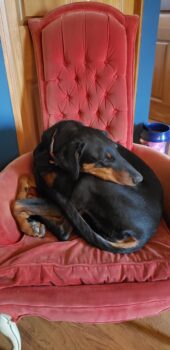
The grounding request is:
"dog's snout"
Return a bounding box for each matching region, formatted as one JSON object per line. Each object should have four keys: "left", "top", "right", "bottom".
{"left": 133, "top": 173, "right": 143, "bottom": 185}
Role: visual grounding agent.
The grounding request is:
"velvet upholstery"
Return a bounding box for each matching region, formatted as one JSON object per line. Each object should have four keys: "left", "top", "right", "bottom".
{"left": 0, "top": 2, "right": 170, "bottom": 323}
{"left": 0, "top": 146, "right": 170, "bottom": 323}
{"left": 28, "top": 2, "right": 138, "bottom": 149}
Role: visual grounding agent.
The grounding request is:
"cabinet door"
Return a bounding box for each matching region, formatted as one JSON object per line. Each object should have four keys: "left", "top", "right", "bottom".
{"left": 0, "top": 0, "right": 143, "bottom": 154}
{"left": 149, "top": 4, "right": 170, "bottom": 124}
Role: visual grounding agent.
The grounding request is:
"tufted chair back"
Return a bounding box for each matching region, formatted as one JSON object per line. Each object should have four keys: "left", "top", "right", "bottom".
{"left": 29, "top": 2, "right": 138, "bottom": 149}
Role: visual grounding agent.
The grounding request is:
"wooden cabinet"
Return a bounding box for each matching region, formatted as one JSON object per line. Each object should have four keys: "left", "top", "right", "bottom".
{"left": 149, "top": 4, "right": 170, "bottom": 124}
{"left": 0, "top": 0, "right": 143, "bottom": 154}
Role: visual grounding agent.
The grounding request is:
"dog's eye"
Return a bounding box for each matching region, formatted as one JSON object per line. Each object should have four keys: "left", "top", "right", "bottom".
{"left": 106, "top": 153, "right": 115, "bottom": 161}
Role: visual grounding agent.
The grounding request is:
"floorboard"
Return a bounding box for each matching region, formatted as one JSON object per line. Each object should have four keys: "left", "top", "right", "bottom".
{"left": 0, "top": 311, "right": 170, "bottom": 350}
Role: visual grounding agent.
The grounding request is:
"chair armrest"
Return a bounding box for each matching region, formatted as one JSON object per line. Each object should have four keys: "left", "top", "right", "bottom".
{"left": 132, "top": 143, "right": 170, "bottom": 227}
{"left": 0, "top": 153, "right": 33, "bottom": 244}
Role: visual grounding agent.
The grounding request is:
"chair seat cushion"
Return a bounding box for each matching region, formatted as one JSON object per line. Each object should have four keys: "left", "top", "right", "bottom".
{"left": 0, "top": 153, "right": 170, "bottom": 289}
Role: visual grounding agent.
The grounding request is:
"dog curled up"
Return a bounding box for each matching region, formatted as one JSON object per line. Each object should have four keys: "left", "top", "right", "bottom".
{"left": 14, "top": 120, "right": 163, "bottom": 254}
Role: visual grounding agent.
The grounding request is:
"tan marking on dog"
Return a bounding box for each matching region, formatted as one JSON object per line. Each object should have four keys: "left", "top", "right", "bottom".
{"left": 12, "top": 175, "right": 41, "bottom": 236}
{"left": 82, "top": 163, "right": 136, "bottom": 186}
{"left": 12, "top": 203, "right": 35, "bottom": 236}
{"left": 43, "top": 172, "right": 57, "bottom": 187}
{"left": 16, "top": 175, "right": 36, "bottom": 200}
{"left": 109, "top": 237, "right": 139, "bottom": 249}
{"left": 13, "top": 200, "right": 63, "bottom": 219}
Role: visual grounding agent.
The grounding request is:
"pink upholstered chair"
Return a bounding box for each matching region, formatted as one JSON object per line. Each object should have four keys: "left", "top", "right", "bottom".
{"left": 0, "top": 3, "right": 170, "bottom": 348}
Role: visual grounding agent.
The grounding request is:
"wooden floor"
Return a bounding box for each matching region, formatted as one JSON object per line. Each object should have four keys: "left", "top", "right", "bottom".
{"left": 1, "top": 311, "right": 170, "bottom": 350}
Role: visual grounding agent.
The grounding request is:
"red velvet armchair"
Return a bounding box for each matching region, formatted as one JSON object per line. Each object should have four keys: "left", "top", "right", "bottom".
{"left": 0, "top": 3, "right": 170, "bottom": 349}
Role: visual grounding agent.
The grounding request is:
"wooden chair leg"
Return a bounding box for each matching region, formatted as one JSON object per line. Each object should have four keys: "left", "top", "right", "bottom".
{"left": 0, "top": 314, "right": 21, "bottom": 350}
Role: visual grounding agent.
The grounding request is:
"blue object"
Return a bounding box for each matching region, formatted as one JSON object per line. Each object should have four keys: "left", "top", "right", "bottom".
{"left": 141, "top": 122, "right": 170, "bottom": 142}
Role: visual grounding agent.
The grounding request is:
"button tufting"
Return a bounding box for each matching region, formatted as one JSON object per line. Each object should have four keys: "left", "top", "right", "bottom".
{"left": 105, "top": 57, "right": 112, "bottom": 65}
{"left": 56, "top": 76, "right": 62, "bottom": 83}
{"left": 84, "top": 57, "right": 90, "bottom": 66}
{"left": 96, "top": 109, "right": 101, "bottom": 117}
{"left": 64, "top": 59, "right": 70, "bottom": 67}
{"left": 86, "top": 92, "right": 91, "bottom": 100}
{"left": 94, "top": 74, "right": 100, "bottom": 83}
{"left": 66, "top": 93, "right": 71, "bottom": 101}
{"left": 61, "top": 112, "right": 66, "bottom": 118}
{"left": 75, "top": 75, "right": 79, "bottom": 84}
{"left": 104, "top": 91, "right": 109, "bottom": 99}
{"left": 106, "top": 124, "right": 111, "bottom": 131}
{"left": 113, "top": 107, "right": 118, "bottom": 115}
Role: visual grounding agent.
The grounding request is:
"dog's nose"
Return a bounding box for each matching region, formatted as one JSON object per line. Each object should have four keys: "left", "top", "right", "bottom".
{"left": 133, "top": 173, "right": 143, "bottom": 185}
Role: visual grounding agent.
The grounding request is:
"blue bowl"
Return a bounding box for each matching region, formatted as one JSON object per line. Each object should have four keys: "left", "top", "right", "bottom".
{"left": 141, "top": 122, "right": 170, "bottom": 142}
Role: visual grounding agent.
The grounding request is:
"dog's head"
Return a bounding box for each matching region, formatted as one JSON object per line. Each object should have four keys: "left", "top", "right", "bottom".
{"left": 42, "top": 120, "right": 143, "bottom": 186}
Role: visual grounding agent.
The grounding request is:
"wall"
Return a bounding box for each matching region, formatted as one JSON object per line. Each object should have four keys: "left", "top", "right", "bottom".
{"left": 135, "top": 0, "right": 161, "bottom": 124}
{"left": 0, "top": 41, "right": 18, "bottom": 170}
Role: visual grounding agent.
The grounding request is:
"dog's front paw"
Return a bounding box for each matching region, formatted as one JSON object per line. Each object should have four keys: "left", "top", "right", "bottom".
{"left": 28, "top": 219, "right": 46, "bottom": 238}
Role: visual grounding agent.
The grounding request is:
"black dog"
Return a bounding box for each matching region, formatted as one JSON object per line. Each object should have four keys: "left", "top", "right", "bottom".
{"left": 30, "top": 120, "right": 163, "bottom": 253}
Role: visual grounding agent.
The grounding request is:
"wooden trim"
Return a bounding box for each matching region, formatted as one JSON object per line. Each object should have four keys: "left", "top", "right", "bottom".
{"left": 150, "top": 98, "right": 170, "bottom": 124}
{"left": 0, "top": 0, "right": 39, "bottom": 154}
{"left": 123, "top": 0, "right": 135, "bottom": 15}
{"left": 133, "top": 0, "right": 144, "bottom": 108}
{"left": 0, "top": 0, "right": 25, "bottom": 154}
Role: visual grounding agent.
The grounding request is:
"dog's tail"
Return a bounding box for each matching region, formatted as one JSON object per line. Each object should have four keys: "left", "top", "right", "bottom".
{"left": 46, "top": 188, "right": 140, "bottom": 254}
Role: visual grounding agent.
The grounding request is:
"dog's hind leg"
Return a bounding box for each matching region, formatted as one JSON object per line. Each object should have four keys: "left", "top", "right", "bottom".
{"left": 14, "top": 197, "right": 72, "bottom": 240}
{"left": 11, "top": 174, "right": 46, "bottom": 237}
{"left": 16, "top": 174, "right": 37, "bottom": 200}
{"left": 12, "top": 199, "right": 46, "bottom": 237}
{"left": 28, "top": 214, "right": 72, "bottom": 241}
{"left": 12, "top": 175, "right": 72, "bottom": 239}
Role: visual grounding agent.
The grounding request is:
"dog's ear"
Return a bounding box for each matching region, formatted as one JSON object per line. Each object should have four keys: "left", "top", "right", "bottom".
{"left": 41, "top": 121, "right": 83, "bottom": 150}
{"left": 57, "top": 141, "right": 86, "bottom": 180}
{"left": 101, "top": 130, "right": 108, "bottom": 137}
{"left": 41, "top": 125, "right": 57, "bottom": 149}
